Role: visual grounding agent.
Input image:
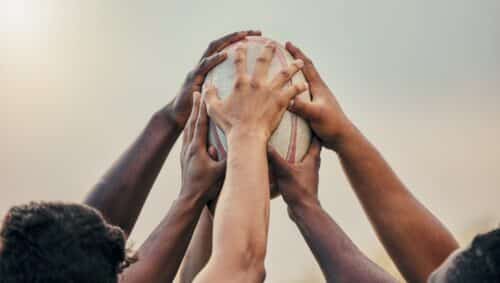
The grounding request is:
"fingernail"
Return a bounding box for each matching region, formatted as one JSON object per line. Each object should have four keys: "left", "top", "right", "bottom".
{"left": 296, "top": 59, "right": 304, "bottom": 68}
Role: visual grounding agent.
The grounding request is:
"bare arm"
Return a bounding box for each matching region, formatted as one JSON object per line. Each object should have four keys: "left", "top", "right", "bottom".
{"left": 178, "top": 208, "right": 213, "bottom": 283}
{"left": 286, "top": 42, "right": 459, "bottom": 283}
{"left": 195, "top": 41, "right": 308, "bottom": 282}
{"left": 84, "top": 31, "right": 260, "bottom": 236}
{"left": 85, "top": 107, "right": 181, "bottom": 236}
{"left": 269, "top": 140, "right": 397, "bottom": 283}
{"left": 120, "top": 94, "right": 225, "bottom": 283}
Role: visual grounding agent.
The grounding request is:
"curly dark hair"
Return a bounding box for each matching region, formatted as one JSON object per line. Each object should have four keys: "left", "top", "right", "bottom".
{"left": 0, "top": 201, "right": 133, "bottom": 283}
{"left": 445, "top": 228, "right": 500, "bottom": 282}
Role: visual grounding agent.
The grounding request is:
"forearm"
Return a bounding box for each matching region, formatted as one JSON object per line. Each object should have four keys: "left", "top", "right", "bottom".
{"left": 290, "top": 201, "right": 396, "bottom": 283}
{"left": 178, "top": 207, "right": 213, "bottom": 283}
{"left": 336, "top": 124, "right": 458, "bottom": 282}
{"left": 210, "top": 133, "right": 269, "bottom": 274}
{"left": 120, "top": 191, "right": 205, "bottom": 283}
{"left": 85, "top": 103, "right": 182, "bottom": 236}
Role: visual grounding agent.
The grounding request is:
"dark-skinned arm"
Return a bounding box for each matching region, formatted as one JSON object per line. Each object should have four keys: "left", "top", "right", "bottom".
{"left": 119, "top": 94, "right": 225, "bottom": 283}
{"left": 84, "top": 31, "right": 261, "bottom": 236}
{"left": 285, "top": 42, "right": 459, "bottom": 283}
{"left": 269, "top": 140, "right": 397, "bottom": 283}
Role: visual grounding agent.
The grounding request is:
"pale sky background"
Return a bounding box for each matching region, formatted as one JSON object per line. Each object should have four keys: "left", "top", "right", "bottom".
{"left": 1, "top": 0, "right": 499, "bottom": 282}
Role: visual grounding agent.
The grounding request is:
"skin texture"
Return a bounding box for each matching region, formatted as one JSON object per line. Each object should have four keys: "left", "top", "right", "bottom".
{"left": 178, "top": 208, "right": 213, "bottom": 283}
{"left": 119, "top": 94, "right": 225, "bottom": 283}
{"left": 285, "top": 41, "right": 459, "bottom": 283}
{"left": 194, "top": 41, "right": 308, "bottom": 283}
{"left": 83, "top": 30, "right": 261, "bottom": 282}
{"left": 84, "top": 30, "right": 261, "bottom": 237}
{"left": 269, "top": 140, "right": 397, "bottom": 283}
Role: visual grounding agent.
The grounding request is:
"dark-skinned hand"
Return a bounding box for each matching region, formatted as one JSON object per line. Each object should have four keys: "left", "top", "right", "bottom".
{"left": 180, "top": 92, "right": 226, "bottom": 203}
{"left": 285, "top": 42, "right": 354, "bottom": 151}
{"left": 170, "top": 30, "right": 262, "bottom": 129}
{"left": 268, "top": 138, "right": 322, "bottom": 213}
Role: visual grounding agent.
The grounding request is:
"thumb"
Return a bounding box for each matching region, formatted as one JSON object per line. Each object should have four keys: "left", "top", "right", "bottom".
{"left": 267, "top": 146, "right": 290, "bottom": 175}
{"left": 288, "top": 99, "right": 319, "bottom": 121}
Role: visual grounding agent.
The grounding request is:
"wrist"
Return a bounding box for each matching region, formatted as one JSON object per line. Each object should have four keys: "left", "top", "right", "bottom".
{"left": 156, "top": 99, "right": 186, "bottom": 134}
{"left": 227, "top": 128, "right": 268, "bottom": 145}
{"left": 287, "top": 197, "right": 322, "bottom": 222}
{"left": 328, "top": 120, "right": 358, "bottom": 152}
{"left": 178, "top": 185, "right": 207, "bottom": 208}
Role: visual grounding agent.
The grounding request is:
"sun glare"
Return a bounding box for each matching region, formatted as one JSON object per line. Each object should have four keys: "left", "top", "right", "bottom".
{"left": 0, "top": 0, "right": 51, "bottom": 34}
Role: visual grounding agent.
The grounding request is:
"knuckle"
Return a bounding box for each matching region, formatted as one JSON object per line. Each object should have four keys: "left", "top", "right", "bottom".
{"left": 256, "top": 56, "right": 268, "bottom": 64}
{"left": 235, "top": 44, "right": 246, "bottom": 52}
{"left": 249, "top": 78, "right": 261, "bottom": 89}
{"left": 279, "top": 69, "right": 291, "bottom": 79}
{"left": 234, "top": 57, "right": 244, "bottom": 65}
{"left": 303, "top": 57, "right": 314, "bottom": 66}
{"left": 208, "top": 41, "right": 217, "bottom": 50}
{"left": 198, "top": 58, "right": 208, "bottom": 69}
{"left": 265, "top": 42, "right": 276, "bottom": 50}
{"left": 235, "top": 75, "right": 249, "bottom": 88}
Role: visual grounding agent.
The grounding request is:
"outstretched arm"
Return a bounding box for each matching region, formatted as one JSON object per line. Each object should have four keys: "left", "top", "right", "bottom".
{"left": 120, "top": 94, "right": 225, "bottom": 283}
{"left": 178, "top": 208, "right": 213, "bottom": 283}
{"left": 194, "top": 41, "right": 308, "bottom": 282}
{"left": 285, "top": 42, "right": 459, "bottom": 283}
{"left": 269, "top": 140, "right": 397, "bottom": 283}
{"left": 84, "top": 31, "right": 260, "bottom": 236}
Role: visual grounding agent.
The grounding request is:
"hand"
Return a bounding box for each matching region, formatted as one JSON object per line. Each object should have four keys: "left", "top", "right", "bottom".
{"left": 204, "top": 41, "right": 308, "bottom": 142}
{"left": 268, "top": 138, "right": 322, "bottom": 211}
{"left": 169, "top": 30, "right": 262, "bottom": 129}
{"left": 180, "top": 92, "right": 226, "bottom": 202}
{"left": 285, "top": 42, "right": 354, "bottom": 150}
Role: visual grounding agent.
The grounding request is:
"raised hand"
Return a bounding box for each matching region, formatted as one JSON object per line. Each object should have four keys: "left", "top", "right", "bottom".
{"left": 203, "top": 41, "right": 308, "bottom": 141}
{"left": 286, "top": 42, "right": 458, "bottom": 283}
{"left": 171, "top": 30, "right": 262, "bottom": 129}
{"left": 285, "top": 42, "right": 353, "bottom": 150}
{"left": 180, "top": 92, "right": 226, "bottom": 202}
{"left": 268, "top": 138, "right": 322, "bottom": 209}
{"left": 193, "top": 40, "right": 308, "bottom": 283}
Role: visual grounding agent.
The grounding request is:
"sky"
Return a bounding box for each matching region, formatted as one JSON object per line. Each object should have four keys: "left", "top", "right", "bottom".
{"left": 1, "top": 0, "right": 499, "bottom": 282}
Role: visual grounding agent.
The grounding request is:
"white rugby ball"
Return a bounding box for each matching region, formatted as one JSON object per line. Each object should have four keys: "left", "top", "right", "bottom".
{"left": 203, "top": 36, "right": 312, "bottom": 165}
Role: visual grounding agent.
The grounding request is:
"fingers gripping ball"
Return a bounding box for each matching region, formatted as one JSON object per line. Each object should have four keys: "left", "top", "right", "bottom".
{"left": 202, "top": 36, "right": 312, "bottom": 197}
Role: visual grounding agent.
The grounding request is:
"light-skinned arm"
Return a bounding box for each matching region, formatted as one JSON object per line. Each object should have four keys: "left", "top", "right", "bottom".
{"left": 119, "top": 93, "right": 225, "bottom": 283}
{"left": 84, "top": 31, "right": 261, "bottom": 236}
{"left": 269, "top": 139, "right": 397, "bottom": 283}
{"left": 194, "top": 41, "right": 308, "bottom": 283}
{"left": 285, "top": 42, "right": 459, "bottom": 283}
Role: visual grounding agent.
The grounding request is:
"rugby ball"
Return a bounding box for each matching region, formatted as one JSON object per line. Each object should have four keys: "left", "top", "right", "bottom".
{"left": 202, "top": 36, "right": 312, "bottom": 195}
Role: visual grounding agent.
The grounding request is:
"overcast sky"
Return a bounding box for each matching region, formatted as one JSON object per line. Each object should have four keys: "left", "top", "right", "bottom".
{"left": 1, "top": 0, "right": 499, "bottom": 281}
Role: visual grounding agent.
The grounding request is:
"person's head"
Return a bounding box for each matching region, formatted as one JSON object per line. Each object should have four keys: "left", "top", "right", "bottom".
{"left": 0, "top": 201, "right": 132, "bottom": 283}
{"left": 428, "top": 228, "right": 500, "bottom": 283}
